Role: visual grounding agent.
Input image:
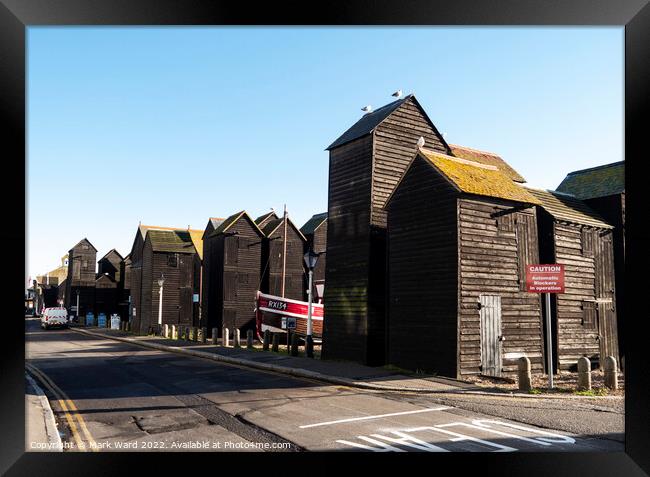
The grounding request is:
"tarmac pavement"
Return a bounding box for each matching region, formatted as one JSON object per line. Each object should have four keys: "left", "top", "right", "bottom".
{"left": 25, "top": 317, "right": 624, "bottom": 452}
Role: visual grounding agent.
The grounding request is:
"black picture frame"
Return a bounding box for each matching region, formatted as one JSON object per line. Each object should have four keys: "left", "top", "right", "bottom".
{"left": 3, "top": 0, "right": 648, "bottom": 474}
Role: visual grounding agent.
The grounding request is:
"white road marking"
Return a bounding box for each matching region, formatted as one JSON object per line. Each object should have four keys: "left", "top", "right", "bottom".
{"left": 299, "top": 406, "right": 451, "bottom": 429}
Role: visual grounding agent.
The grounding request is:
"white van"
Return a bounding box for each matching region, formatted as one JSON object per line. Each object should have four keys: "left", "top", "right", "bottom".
{"left": 41, "top": 307, "right": 69, "bottom": 329}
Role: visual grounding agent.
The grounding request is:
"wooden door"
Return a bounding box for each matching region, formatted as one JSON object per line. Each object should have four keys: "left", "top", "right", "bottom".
{"left": 594, "top": 230, "right": 619, "bottom": 368}
{"left": 479, "top": 295, "right": 503, "bottom": 377}
{"left": 179, "top": 287, "right": 192, "bottom": 324}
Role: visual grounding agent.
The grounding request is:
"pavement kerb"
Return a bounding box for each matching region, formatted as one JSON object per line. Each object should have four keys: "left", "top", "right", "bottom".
{"left": 69, "top": 327, "right": 624, "bottom": 401}
{"left": 25, "top": 371, "right": 64, "bottom": 452}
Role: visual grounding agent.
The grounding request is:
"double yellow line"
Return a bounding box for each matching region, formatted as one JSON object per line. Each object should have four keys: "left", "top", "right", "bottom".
{"left": 26, "top": 362, "right": 98, "bottom": 452}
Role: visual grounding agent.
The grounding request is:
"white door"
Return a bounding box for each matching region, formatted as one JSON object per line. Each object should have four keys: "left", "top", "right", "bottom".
{"left": 479, "top": 295, "right": 503, "bottom": 377}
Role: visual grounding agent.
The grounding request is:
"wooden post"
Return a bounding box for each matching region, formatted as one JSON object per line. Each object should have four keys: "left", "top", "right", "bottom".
{"left": 200, "top": 327, "right": 207, "bottom": 344}
{"left": 163, "top": 324, "right": 169, "bottom": 338}
{"left": 234, "top": 329, "right": 241, "bottom": 348}
{"left": 263, "top": 329, "right": 271, "bottom": 351}
{"left": 271, "top": 333, "right": 279, "bottom": 353}
{"left": 577, "top": 357, "right": 591, "bottom": 391}
{"left": 212, "top": 327, "right": 218, "bottom": 345}
{"left": 517, "top": 356, "right": 532, "bottom": 392}
{"left": 222, "top": 327, "right": 230, "bottom": 347}
{"left": 247, "top": 330, "right": 254, "bottom": 349}
{"left": 604, "top": 356, "right": 618, "bottom": 390}
{"left": 290, "top": 332, "right": 299, "bottom": 357}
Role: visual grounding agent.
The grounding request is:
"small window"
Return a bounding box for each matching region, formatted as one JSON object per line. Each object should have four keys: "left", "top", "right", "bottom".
{"left": 582, "top": 301, "right": 597, "bottom": 329}
{"left": 168, "top": 254, "right": 178, "bottom": 267}
{"left": 496, "top": 214, "right": 514, "bottom": 234}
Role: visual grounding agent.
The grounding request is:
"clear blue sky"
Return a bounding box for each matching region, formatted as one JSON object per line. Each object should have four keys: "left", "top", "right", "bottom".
{"left": 27, "top": 27, "right": 623, "bottom": 281}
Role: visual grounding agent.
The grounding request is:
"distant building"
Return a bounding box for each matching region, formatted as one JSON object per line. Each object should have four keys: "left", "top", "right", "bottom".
{"left": 259, "top": 215, "right": 306, "bottom": 301}
{"left": 300, "top": 212, "right": 327, "bottom": 302}
{"left": 201, "top": 211, "right": 264, "bottom": 334}
{"left": 64, "top": 238, "right": 98, "bottom": 318}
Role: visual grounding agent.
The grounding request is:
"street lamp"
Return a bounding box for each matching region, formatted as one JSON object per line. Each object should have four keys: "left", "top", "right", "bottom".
{"left": 76, "top": 289, "right": 80, "bottom": 322}
{"left": 303, "top": 249, "right": 320, "bottom": 358}
{"left": 157, "top": 274, "right": 165, "bottom": 333}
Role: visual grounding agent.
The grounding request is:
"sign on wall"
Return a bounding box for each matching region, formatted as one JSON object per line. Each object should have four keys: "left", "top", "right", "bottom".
{"left": 526, "top": 264, "right": 565, "bottom": 294}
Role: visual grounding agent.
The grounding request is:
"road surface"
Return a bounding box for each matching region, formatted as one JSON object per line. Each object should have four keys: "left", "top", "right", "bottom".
{"left": 25, "top": 317, "right": 623, "bottom": 452}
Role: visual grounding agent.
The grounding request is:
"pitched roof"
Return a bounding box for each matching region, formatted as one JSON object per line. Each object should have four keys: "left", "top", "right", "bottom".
{"left": 70, "top": 238, "right": 98, "bottom": 253}
{"left": 146, "top": 229, "right": 202, "bottom": 255}
{"left": 210, "top": 211, "right": 265, "bottom": 238}
{"left": 416, "top": 148, "right": 542, "bottom": 206}
{"left": 262, "top": 217, "right": 307, "bottom": 242}
{"left": 255, "top": 211, "right": 279, "bottom": 227}
{"left": 138, "top": 224, "right": 185, "bottom": 240}
{"left": 524, "top": 187, "right": 613, "bottom": 229}
{"left": 300, "top": 212, "right": 327, "bottom": 235}
{"left": 327, "top": 96, "right": 411, "bottom": 150}
{"left": 449, "top": 144, "right": 526, "bottom": 183}
{"left": 99, "top": 248, "right": 123, "bottom": 262}
{"left": 556, "top": 161, "right": 624, "bottom": 200}
{"left": 203, "top": 217, "right": 225, "bottom": 239}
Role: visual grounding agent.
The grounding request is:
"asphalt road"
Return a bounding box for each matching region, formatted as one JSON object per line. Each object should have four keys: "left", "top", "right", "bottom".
{"left": 25, "top": 317, "right": 623, "bottom": 452}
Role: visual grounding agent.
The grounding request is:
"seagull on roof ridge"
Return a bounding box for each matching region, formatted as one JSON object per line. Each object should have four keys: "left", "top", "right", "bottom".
{"left": 361, "top": 105, "right": 372, "bottom": 113}
{"left": 392, "top": 89, "right": 402, "bottom": 99}
{"left": 417, "top": 136, "right": 425, "bottom": 148}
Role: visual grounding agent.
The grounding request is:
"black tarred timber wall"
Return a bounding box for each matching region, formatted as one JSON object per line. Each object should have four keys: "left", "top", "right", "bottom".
{"left": 457, "top": 198, "right": 543, "bottom": 377}
{"left": 583, "top": 193, "right": 625, "bottom": 361}
{"left": 322, "top": 97, "right": 449, "bottom": 366}
{"left": 537, "top": 210, "right": 619, "bottom": 370}
{"left": 129, "top": 234, "right": 145, "bottom": 333}
{"left": 387, "top": 155, "right": 544, "bottom": 378}
{"left": 138, "top": 239, "right": 199, "bottom": 335}
{"left": 204, "top": 218, "right": 262, "bottom": 334}
{"left": 386, "top": 157, "right": 459, "bottom": 376}
{"left": 64, "top": 239, "right": 97, "bottom": 317}
{"left": 261, "top": 220, "right": 305, "bottom": 301}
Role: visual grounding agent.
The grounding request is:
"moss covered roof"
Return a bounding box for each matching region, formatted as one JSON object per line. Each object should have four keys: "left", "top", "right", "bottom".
{"left": 147, "top": 229, "right": 202, "bottom": 255}
{"left": 556, "top": 161, "right": 624, "bottom": 200}
{"left": 419, "top": 148, "right": 541, "bottom": 205}
{"left": 524, "top": 187, "right": 613, "bottom": 228}
{"left": 449, "top": 144, "right": 526, "bottom": 183}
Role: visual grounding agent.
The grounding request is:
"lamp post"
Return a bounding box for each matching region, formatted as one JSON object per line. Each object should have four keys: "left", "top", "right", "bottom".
{"left": 303, "top": 249, "right": 320, "bottom": 358}
{"left": 157, "top": 274, "right": 165, "bottom": 334}
{"left": 76, "top": 289, "right": 80, "bottom": 321}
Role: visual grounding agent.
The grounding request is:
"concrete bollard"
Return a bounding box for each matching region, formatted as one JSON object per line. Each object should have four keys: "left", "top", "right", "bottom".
{"left": 163, "top": 324, "right": 169, "bottom": 338}
{"left": 247, "top": 329, "right": 254, "bottom": 349}
{"left": 234, "top": 329, "right": 241, "bottom": 348}
{"left": 263, "top": 329, "right": 270, "bottom": 351}
{"left": 212, "top": 327, "right": 218, "bottom": 345}
{"left": 222, "top": 327, "right": 230, "bottom": 347}
{"left": 604, "top": 356, "right": 618, "bottom": 390}
{"left": 200, "top": 327, "right": 207, "bottom": 344}
{"left": 517, "top": 356, "right": 532, "bottom": 392}
{"left": 577, "top": 357, "right": 591, "bottom": 391}
{"left": 271, "top": 333, "right": 279, "bottom": 353}
{"left": 290, "top": 332, "right": 299, "bottom": 357}
{"left": 171, "top": 325, "right": 177, "bottom": 340}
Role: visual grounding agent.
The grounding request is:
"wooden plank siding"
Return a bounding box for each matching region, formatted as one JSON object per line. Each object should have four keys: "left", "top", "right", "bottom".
{"left": 457, "top": 198, "right": 544, "bottom": 377}
{"left": 203, "top": 215, "right": 263, "bottom": 334}
{"left": 323, "top": 96, "right": 450, "bottom": 366}
{"left": 322, "top": 135, "right": 373, "bottom": 363}
{"left": 302, "top": 218, "right": 327, "bottom": 301}
{"left": 584, "top": 193, "right": 625, "bottom": 360}
{"left": 64, "top": 239, "right": 97, "bottom": 318}
{"left": 261, "top": 219, "right": 306, "bottom": 301}
{"left": 386, "top": 156, "right": 459, "bottom": 376}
